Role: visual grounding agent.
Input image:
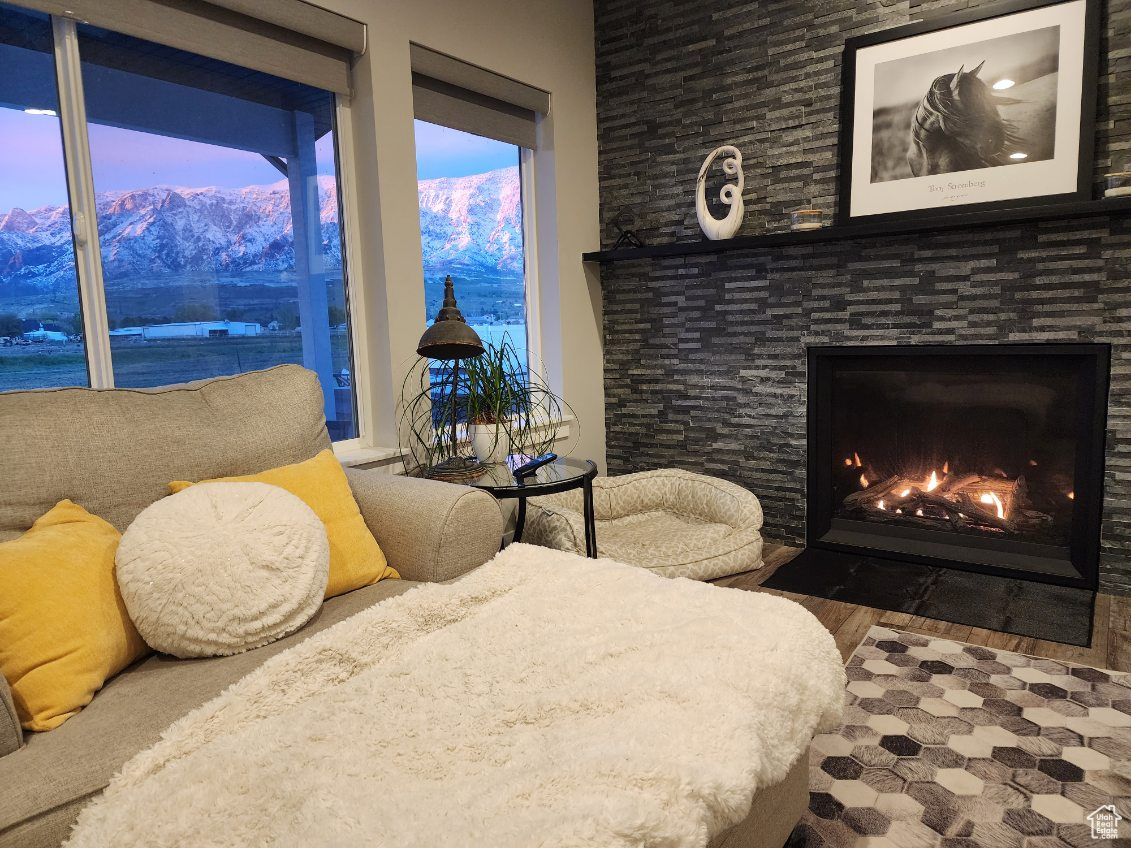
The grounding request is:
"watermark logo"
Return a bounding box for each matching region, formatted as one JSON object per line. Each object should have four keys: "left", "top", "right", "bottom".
{"left": 1088, "top": 805, "right": 1122, "bottom": 840}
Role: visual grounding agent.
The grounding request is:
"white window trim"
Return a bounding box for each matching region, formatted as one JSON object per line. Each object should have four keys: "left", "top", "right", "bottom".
{"left": 334, "top": 418, "right": 574, "bottom": 472}
{"left": 330, "top": 96, "right": 371, "bottom": 457}
{"left": 519, "top": 145, "right": 543, "bottom": 381}
{"left": 52, "top": 16, "right": 114, "bottom": 388}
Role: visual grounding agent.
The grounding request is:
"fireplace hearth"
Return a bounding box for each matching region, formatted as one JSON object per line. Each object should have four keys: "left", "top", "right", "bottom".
{"left": 807, "top": 344, "right": 1110, "bottom": 588}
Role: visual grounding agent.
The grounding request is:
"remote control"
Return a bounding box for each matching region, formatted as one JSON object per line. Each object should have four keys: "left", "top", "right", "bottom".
{"left": 513, "top": 452, "right": 557, "bottom": 479}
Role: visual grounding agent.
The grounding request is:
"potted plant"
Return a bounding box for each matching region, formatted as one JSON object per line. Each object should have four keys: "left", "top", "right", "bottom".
{"left": 398, "top": 333, "right": 570, "bottom": 476}
{"left": 464, "top": 335, "right": 537, "bottom": 464}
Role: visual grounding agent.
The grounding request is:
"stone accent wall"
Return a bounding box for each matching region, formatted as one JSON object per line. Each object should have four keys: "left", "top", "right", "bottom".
{"left": 594, "top": 0, "right": 1131, "bottom": 591}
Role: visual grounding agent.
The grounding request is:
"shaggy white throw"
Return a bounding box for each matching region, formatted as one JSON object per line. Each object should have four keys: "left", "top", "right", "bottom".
{"left": 68, "top": 544, "right": 845, "bottom": 848}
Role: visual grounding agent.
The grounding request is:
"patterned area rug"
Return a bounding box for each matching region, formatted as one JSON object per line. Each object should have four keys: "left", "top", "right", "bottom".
{"left": 791, "top": 626, "right": 1131, "bottom": 847}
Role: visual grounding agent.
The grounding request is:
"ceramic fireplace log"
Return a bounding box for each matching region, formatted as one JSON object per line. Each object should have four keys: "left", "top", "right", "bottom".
{"left": 939, "top": 473, "right": 983, "bottom": 494}
{"left": 956, "top": 492, "right": 1017, "bottom": 532}
{"left": 843, "top": 475, "right": 901, "bottom": 508}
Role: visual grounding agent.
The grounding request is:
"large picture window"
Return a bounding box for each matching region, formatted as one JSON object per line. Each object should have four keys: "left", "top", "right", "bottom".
{"left": 0, "top": 3, "right": 358, "bottom": 440}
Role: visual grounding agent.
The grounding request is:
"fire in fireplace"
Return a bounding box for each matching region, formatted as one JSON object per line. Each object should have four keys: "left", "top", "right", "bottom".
{"left": 807, "top": 344, "right": 1109, "bottom": 587}
{"left": 840, "top": 458, "right": 1065, "bottom": 540}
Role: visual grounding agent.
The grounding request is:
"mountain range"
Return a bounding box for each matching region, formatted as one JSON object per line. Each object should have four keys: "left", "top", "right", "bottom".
{"left": 0, "top": 166, "right": 523, "bottom": 296}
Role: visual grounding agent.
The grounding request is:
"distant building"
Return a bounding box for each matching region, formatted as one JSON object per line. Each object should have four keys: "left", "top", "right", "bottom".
{"left": 21, "top": 322, "right": 68, "bottom": 343}
{"left": 109, "top": 320, "right": 263, "bottom": 340}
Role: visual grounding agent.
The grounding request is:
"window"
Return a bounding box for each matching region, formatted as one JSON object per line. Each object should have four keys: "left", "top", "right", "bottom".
{"left": 0, "top": 7, "right": 85, "bottom": 389}
{"left": 0, "top": 4, "right": 358, "bottom": 440}
{"left": 414, "top": 120, "right": 528, "bottom": 373}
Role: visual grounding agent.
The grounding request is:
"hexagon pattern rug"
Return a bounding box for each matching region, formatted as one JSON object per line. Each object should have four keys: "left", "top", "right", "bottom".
{"left": 789, "top": 626, "right": 1131, "bottom": 847}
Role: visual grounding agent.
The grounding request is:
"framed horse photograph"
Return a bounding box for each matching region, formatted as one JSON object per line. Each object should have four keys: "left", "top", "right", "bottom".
{"left": 837, "top": 0, "right": 1100, "bottom": 225}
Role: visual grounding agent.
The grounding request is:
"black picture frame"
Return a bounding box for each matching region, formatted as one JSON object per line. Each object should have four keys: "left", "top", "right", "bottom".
{"left": 836, "top": 0, "right": 1100, "bottom": 226}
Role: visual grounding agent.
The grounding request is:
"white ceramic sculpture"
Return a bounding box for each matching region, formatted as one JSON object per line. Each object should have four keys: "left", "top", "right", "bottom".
{"left": 695, "top": 145, "right": 745, "bottom": 240}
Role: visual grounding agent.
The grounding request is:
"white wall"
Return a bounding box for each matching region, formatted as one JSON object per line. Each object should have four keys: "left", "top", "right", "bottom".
{"left": 314, "top": 0, "right": 606, "bottom": 472}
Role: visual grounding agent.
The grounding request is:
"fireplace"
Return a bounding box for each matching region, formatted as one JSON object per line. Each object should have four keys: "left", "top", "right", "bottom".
{"left": 807, "top": 344, "right": 1110, "bottom": 588}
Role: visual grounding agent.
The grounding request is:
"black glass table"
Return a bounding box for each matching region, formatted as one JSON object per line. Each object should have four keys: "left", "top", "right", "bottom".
{"left": 464, "top": 456, "right": 599, "bottom": 557}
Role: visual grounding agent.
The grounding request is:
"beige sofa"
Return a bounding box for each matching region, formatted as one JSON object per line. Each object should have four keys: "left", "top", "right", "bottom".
{"left": 0, "top": 366, "right": 809, "bottom": 848}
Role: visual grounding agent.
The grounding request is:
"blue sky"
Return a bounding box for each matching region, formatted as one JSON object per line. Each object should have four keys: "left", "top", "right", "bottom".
{"left": 0, "top": 108, "right": 518, "bottom": 213}
{"left": 0, "top": 109, "right": 70, "bottom": 210}
{"left": 414, "top": 120, "right": 518, "bottom": 179}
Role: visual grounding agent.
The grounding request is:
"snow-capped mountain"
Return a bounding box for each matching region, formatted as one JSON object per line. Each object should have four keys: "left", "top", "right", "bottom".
{"left": 418, "top": 167, "right": 523, "bottom": 275}
{"left": 0, "top": 166, "right": 522, "bottom": 292}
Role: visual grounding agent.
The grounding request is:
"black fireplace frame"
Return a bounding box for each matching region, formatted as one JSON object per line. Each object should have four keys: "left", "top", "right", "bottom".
{"left": 806, "top": 343, "right": 1110, "bottom": 590}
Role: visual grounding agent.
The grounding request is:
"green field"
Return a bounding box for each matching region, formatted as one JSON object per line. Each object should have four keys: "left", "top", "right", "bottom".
{"left": 0, "top": 333, "right": 353, "bottom": 392}
{"left": 2, "top": 269, "right": 524, "bottom": 400}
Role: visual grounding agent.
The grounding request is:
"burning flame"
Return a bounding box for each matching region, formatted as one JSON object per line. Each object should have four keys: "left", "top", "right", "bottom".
{"left": 942, "top": 461, "right": 949, "bottom": 474}
{"left": 1029, "top": 459, "right": 1039, "bottom": 467}
{"left": 853, "top": 452, "right": 862, "bottom": 468}
{"left": 926, "top": 470, "right": 940, "bottom": 492}
{"left": 899, "top": 488, "right": 911, "bottom": 498}
{"left": 980, "top": 492, "right": 1005, "bottom": 519}
{"left": 1067, "top": 491, "right": 1075, "bottom": 501}
{"left": 877, "top": 499, "right": 886, "bottom": 511}
{"left": 915, "top": 509, "right": 924, "bottom": 517}
{"left": 844, "top": 458, "right": 852, "bottom": 467}
{"left": 859, "top": 474, "right": 870, "bottom": 488}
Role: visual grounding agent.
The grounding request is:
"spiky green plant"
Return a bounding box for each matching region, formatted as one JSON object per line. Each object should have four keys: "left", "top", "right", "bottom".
{"left": 398, "top": 333, "right": 571, "bottom": 475}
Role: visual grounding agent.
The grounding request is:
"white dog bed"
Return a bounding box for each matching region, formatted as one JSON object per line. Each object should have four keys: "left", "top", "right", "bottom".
{"left": 525, "top": 468, "right": 765, "bottom": 580}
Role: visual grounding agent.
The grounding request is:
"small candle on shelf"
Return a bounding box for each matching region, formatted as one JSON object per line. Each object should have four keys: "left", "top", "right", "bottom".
{"left": 1106, "top": 165, "right": 1131, "bottom": 198}
{"left": 791, "top": 202, "right": 825, "bottom": 231}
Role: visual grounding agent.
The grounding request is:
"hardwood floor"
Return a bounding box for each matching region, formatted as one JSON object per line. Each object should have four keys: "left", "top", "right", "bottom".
{"left": 713, "top": 543, "right": 1131, "bottom": 672}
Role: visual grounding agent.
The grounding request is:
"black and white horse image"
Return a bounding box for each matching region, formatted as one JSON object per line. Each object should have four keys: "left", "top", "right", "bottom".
{"left": 906, "top": 60, "right": 1054, "bottom": 177}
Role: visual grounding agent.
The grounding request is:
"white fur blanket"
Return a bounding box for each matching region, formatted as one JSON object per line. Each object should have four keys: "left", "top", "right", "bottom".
{"left": 68, "top": 544, "right": 845, "bottom": 847}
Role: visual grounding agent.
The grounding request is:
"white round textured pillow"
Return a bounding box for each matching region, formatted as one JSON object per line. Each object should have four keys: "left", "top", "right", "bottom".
{"left": 116, "top": 482, "right": 330, "bottom": 658}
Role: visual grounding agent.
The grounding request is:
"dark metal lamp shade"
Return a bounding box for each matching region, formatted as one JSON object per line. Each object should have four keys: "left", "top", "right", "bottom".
{"left": 416, "top": 275, "right": 484, "bottom": 360}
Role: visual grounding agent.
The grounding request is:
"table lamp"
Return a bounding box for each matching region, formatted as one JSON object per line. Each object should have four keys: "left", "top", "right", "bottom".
{"left": 416, "top": 275, "right": 484, "bottom": 477}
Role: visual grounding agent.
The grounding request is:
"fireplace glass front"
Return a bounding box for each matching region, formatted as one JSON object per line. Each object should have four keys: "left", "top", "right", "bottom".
{"left": 807, "top": 345, "right": 1109, "bottom": 587}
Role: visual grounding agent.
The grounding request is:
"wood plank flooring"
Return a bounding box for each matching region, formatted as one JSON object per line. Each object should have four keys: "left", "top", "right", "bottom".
{"left": 713, "top": 543, "right": 1131, "bottom": 672}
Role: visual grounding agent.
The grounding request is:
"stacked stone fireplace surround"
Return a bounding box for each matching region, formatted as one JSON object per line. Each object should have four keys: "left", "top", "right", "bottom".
{"left": 594, "top": 0, "right": 1131, "bottom": 591}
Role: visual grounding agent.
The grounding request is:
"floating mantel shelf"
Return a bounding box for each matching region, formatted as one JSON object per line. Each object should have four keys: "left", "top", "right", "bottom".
{"left": 581, "top": 196, "right": 1131, "bottom": 263}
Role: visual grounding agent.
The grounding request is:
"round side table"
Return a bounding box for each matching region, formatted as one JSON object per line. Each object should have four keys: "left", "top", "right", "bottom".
{"left": 464, "top": 456, "right": 598, "bottom": 557}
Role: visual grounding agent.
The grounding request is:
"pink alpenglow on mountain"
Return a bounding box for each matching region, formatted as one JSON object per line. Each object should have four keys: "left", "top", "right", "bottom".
{"left": 0, "top": 166, "right": 522, "bottom": 290}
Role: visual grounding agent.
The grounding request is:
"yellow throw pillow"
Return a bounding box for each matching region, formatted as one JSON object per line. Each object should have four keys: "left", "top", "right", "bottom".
{"left": 0, "top": 500, "right": 150, "bottom": 731}
{"left": 170, "top": 450, "right": 397, "bottom": 598}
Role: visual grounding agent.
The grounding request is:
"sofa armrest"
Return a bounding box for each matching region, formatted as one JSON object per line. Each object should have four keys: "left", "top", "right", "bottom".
{"left": 345, "top": 468, "right": 504, "bottom": 583}
{"left": 0, "top": 674, "right": 21, "bottom": 758}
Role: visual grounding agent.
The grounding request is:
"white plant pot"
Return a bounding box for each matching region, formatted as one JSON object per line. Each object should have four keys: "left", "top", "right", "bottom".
{"left": 468, "top": 422, "right": 510, "bottom": 465}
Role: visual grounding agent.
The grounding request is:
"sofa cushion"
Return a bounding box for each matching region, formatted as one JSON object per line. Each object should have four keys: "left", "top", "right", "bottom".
{"left": 117, "top": 483, "right": 330, "bottom": 658}
{"left": 0, "top": 578, "right": 417, "bottom": 842}
{"left": 171, "top": 450, "right": 397, "bottom": 598}
{"left": 0, "top": 365, "right": 330, "bottom": 536}
{"left": 0, "top": 501, "right": 149, "bottom": 732}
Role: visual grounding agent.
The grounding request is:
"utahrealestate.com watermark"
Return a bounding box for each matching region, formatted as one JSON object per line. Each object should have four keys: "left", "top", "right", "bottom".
{"left": 1088, "top": 805, "right": 1122, "bottom": 839}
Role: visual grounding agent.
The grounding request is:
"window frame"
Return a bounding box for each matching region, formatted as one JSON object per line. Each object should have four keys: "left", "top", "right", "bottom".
{"left": 20, "top": 14, "right": 365, "bottom": 446}
{"left": 52, "top": 16, "right": 113, "bottom": 388}
{"left": 518, "top": 145, "right": 543, "bottom": 383}
{"left": 330, "top": 97, "right": 370, "bottom": 455}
